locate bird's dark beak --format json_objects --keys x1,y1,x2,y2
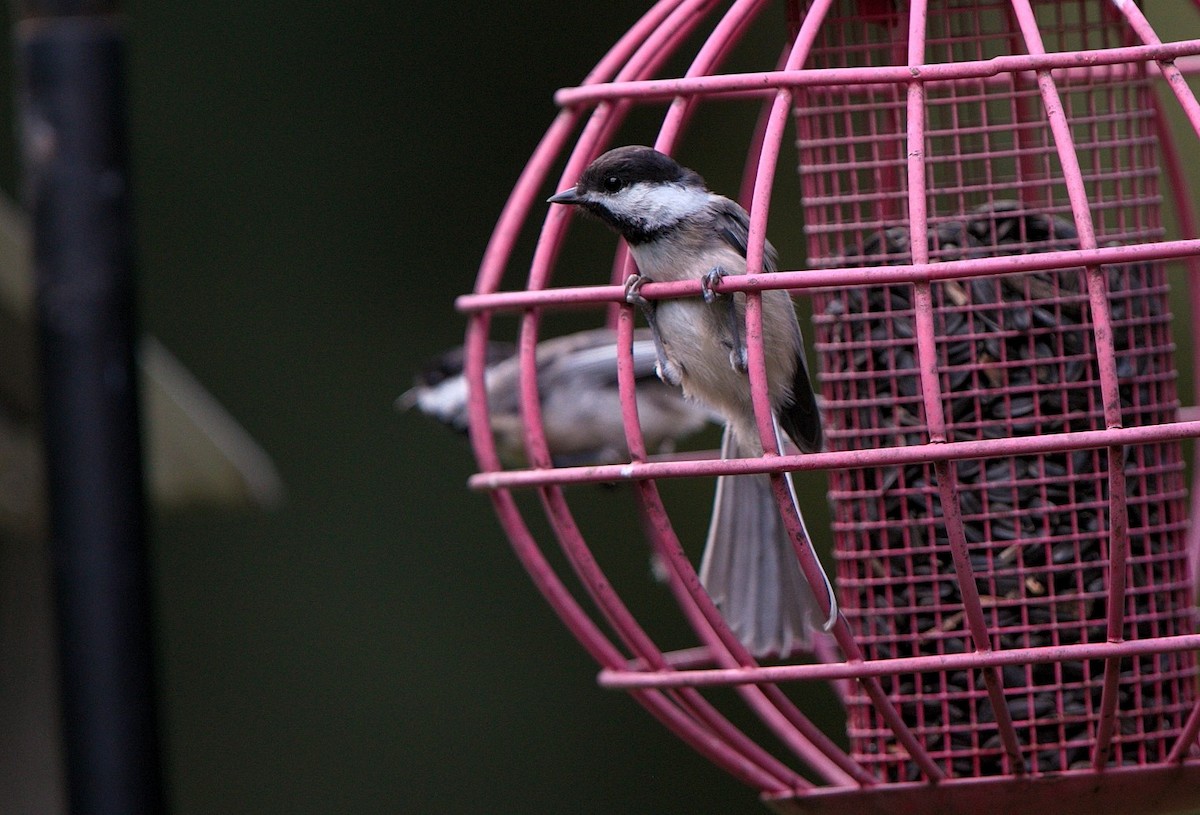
[{"x1": 547, "y1": 187, "x2": 583, "y2": 205}]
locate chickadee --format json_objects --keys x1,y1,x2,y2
[
  {"x1": 398, "y1": 328, "x2": 715, "y2": 468},
  {"x1": 548, "y1": 145, "x2": 836, "y2": 657}
]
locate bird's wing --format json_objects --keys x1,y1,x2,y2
[
  {"x1": 713, "y1": 199, "x2": 821, "y2": 451},
  {"x1": 537, "y1": 328, "x2": 663, "y2": 384},
  {"x1": 712, "y1": 197, "x2": 779, "y2": 273},
  {"x1": 778, "y1": 340, "x2": 824, "y2": 453}
]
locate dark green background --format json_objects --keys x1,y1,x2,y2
[
  {"x1": 5, "y1": 1, "x2": 1200, "y2": 813},
  {"x1": 129, "y1": 2, "x2": 791, "y2": 813}
]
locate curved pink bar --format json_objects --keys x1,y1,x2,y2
[
  {"x1": 468, "y1": 420, "x2": 1200, "y2": 491},
  {"x1": 456, "y1": 237, "x2": 1200, "y2": 313},
  {"x1": 554, "y1": 40, "x2": 1200, "y2": 105}
]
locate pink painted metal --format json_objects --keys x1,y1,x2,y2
[{"x1": 460, "y1": 0, "x2": 1200, "y2": 810}]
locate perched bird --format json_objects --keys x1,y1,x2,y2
[
  {"x1": 548, "y1": 145, "x2": 836, "y2": 656},
  {"x1": 398, "y1": 327, "x2": 715, "y2": 468}
]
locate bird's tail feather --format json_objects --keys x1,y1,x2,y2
[{"x1": 697, "y1": 423, "x2": 837, "y2": 659}]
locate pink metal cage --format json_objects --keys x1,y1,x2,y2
[{"x1": 456, "y1": 0, "x2": 1200, "y2": 812}]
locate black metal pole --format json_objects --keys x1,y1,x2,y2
[{"x1": 15, "y1": 3, "x2": 164, "y2": 813}]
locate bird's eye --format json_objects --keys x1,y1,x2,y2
[{"x1": 602, "y1": 175, "x2": 624, "y2": 193}]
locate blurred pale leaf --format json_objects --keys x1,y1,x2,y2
[{"x1": 0, "y1": 192, "x2": 283, "y2": 538}]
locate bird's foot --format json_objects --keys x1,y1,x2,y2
[
  {"x1": 701, "y1": 267, "x2": 726, "y2": 304},
  {"x1": 706, "y1": 267, "x2": 747, "y2": 373},
  {"x1": 729, "y1": 345, "x2": 749, "y2": 373},
  {"x1": 623, "y1": 273, "x2": 649, "y2": 308},
  {"x1": 625, "y1": 273, "x2": 682, "y2": 386},
  {"x1": 656, "y1": 358, "x2": 683, "y2": 386}
]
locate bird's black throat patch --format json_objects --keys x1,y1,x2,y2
[{"x1": 581, "y1": 201, "x2": 682, "y2": 246}]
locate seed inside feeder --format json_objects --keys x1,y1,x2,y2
[{"x1": 814, "y1": 203, "x2": 1196, "y2": 779}]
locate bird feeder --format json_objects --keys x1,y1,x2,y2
[{"x1": 455, "y1": 0, "x2": 1200, "y2": 812}]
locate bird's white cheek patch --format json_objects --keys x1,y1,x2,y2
[
  {"x1": 622, "y1": 182, "x2": 711, "y2": 226},
  {"x1": 417, "y1": 376, "x2": 470, "y2": 422}
]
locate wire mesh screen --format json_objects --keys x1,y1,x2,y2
[{"x1": 795, "y1": 0, "x2": 1196, "y2": 780}]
